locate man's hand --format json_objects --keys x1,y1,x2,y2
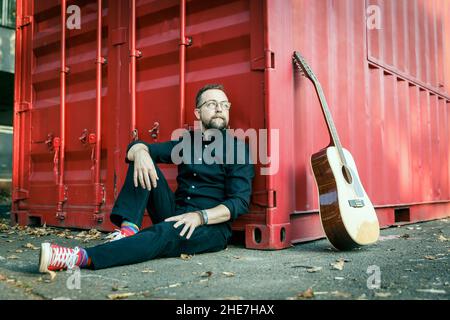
[
  {"x1": 133, "y1": 149, "x2": 159, "y2": 190},
  {"x1": 165, "y1": 212, "x2": 203, "y2": 239}
]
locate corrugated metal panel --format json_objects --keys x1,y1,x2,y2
[
  {"x1": 13, "y1": 0, "x2": 113, "y2": 228},
  {"x1": 12, "y1": 0, "x2": 450, "y2": 248},
  {"x1": 290, "y1": 0, "x2": 450, "y2": 242},
  {"x1": 367, "y1": 0, "x2": 449, "y2": 97}
]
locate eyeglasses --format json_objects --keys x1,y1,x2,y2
[{"x1": 197, "y1": 100, "x2": 231, "y2": 110}]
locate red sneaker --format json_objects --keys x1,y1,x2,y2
[{"x1": 39, "y1": 243, "x2": 80, "y2": 273}]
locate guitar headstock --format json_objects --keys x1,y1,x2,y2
[{"x1": 292, "y1": 51, "x2": 318, "y2": 83}]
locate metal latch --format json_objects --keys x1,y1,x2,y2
[
  {"x1": 252, "y1": 189, "x2": 276, "y2": 208},
  {"x1": 17, "y1": 16, "x2": 32, "y2": 28},
  {"x1": 16, "y1": 101, "x2": 31, "y2": 114},
  {"x1": 251, "y1": 50, "x2": 275, "y2": 71}
]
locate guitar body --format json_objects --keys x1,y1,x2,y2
[{"x1": 311, "y1": 146, "x2": 380, "y2": 250}]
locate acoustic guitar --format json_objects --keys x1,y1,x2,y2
[{"x1": 293, "y1": 51, "x2": 379, "y2": 250}]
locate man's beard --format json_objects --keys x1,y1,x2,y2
[{"x1": 204, "y1": 116, "x2": 228, "y2": 130}]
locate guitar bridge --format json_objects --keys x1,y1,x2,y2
[{"x1": 348, "y1": 199, "x2": 365, "y2": 208}]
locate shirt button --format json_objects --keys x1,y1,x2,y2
[{"x1": 187, "y1": 196, "x2": 191, "y2": 200}]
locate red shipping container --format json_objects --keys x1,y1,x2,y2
[{"x1": 12, "y1": 0, "x2": 450, "y2": 249}]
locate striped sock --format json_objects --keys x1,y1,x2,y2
[
  {"x1": 121, "y1": 220, "x2": 139, "y2": 237},
  {"x1": 76, "y1": 247, "x2": 90, "y2": 268}
]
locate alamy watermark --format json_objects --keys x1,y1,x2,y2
[
  {"x1": 366, "y1": 265, "x2": 381, "y2": 289},
  {"x1": 168, "y1": 121, "x2": 279, "y2": 176},
  {"x1": 66, "y1": 5, "x2": 81, "y2": 30},
  {"x1": 66, "y1": 266, "x2": 81, "y2": 290},
  {"x1": 366, "y1": 5, "x2": 382, "y2": 30}
]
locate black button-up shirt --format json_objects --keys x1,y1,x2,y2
[{"x1": 125, "y1": 129, "x2": 255, "y2": 223}]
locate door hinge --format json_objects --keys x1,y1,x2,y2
[
  {"x1": 251, "y1": 50, "x2": 275, "y2": 71},
  {"x1": 16, "y1": 101, "x2": 31, "y2": 114},
  {"x1": 12, "y1": 188, "x2": 29, "y2": 202},
  {"x1": 252, "y1": 189, "x2": 276, "y2": 208},
  {"x1": 17, "y1": 16, "x2": 32, "y2": 28}
]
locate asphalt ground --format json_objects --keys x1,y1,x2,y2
[{"x1": 0, "y1": 215, "x2": 448, "y2": 301}]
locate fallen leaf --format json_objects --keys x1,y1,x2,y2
[
  {"x1": 223, "y1": 296, "x2": 244, "y2": 300},
  {"x1": 23, "y1": 243, "x2": 39, "y2": 250},
  {"x1": 0, "y1": 274, "x2": 7, "y2": 281},
  {"x1": 180, "y1": 254, "x2": 192, "y2": 260},
  {"x1": 46, "y1": 271, "x2": 57, "y2": 282},
  {"x1": 15, "y1": 249, "x2": 23, "y2": 253},
  {"x1": 107, "y1": 292, "x2": 136, "y2": 300},
  {"x1": 357, "y1": 294, "x2": 368, "y2": 300},
  {"x1": 141, "y1": 268, "x2": 155, "y2": 273},
  {"x1": 222, "y1": 272, "x2": 235, "y2": 277},
  {"x1": 111, "y1": 284, "x2": 128, "y2": 291},
  {"x1": 400, "y1": 233, "x2": 410, "y2": 239},
  {"x1": 375, "y1": 292, "x2": 391, "y2": 298},
  {"x1": 201, "y1": 271, "x2": 213, "y2": 278},
  {"x1": 169, "y1": 283, "x2": 182, "y2": 288},
  {"x1": 331, "y1": 259, "x2": 346, "y2": 271},
  {"x1": 306, "y1": 266, "x2": 322, "y2": 273},
  {"x1": 424, "y1": 255, "x2": 436, "y2": 260},
  {"x1": 297, "y1": 288, "x2": 314, "y2": 299},
  {"x1": 42, "y1": 271, "x2": 57, "y2": 283},
  {"x1": 334, "y1": 277, "x2": 345, "y2": 280},
  {"x1": 416, "y1": 289, "x2": 446, "y2": 294},
  {"x1": 6, "y1": 255, "x2": 19, "y2": 260},
  {"x1": 331, "y1": 291, "x2": 351, "y2": 298},
  {"x1": 437, "y1": 235, "x2": 448, "y2": 242}
]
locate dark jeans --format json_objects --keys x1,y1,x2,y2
[{"x1": 85, "y1": 162, "x2": 231, "y2": 270}]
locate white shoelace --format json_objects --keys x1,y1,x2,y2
[
  {"x1": 50, "y1": 246, "x2": 79, "y2": 270},
  {"x1": 105, "y1": 229, "x2": 126, "y2": 242}
]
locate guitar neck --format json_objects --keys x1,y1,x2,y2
[{"x1": 313, "y1": 81, "x2": 348, "y2": 166}]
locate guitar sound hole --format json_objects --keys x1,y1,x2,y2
[{"x1": 342, "y1": 165, "x2": 353, "y2": 184}]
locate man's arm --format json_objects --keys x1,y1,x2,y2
[
  {"x1": 127, "y1": 143, "x2": 149, "y2": 162},
  {"x1": 164, "y1": 204, "x2": 231, "y2": 240},
  {"x1": 125, "y1": 140, "x2": 179, "y2": 190},
  {"x1": 199, "y1": 204, "x2": 231, "y2": 224}
]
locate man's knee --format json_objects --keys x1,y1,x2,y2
[{"x1": 155, "y1": 221, "x2": 184, "y2": 239}]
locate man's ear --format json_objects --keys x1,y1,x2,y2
[{"x1": 194, "y1": 108, "x2": 200, "y2": 120}]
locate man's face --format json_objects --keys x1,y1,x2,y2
[{"x1": 194, "y1": 89, "x2": 230, "y2": 130}]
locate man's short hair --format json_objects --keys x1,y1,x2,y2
[{"x1": 195, "y1": 84, "x2": 225, "y2": 108}]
